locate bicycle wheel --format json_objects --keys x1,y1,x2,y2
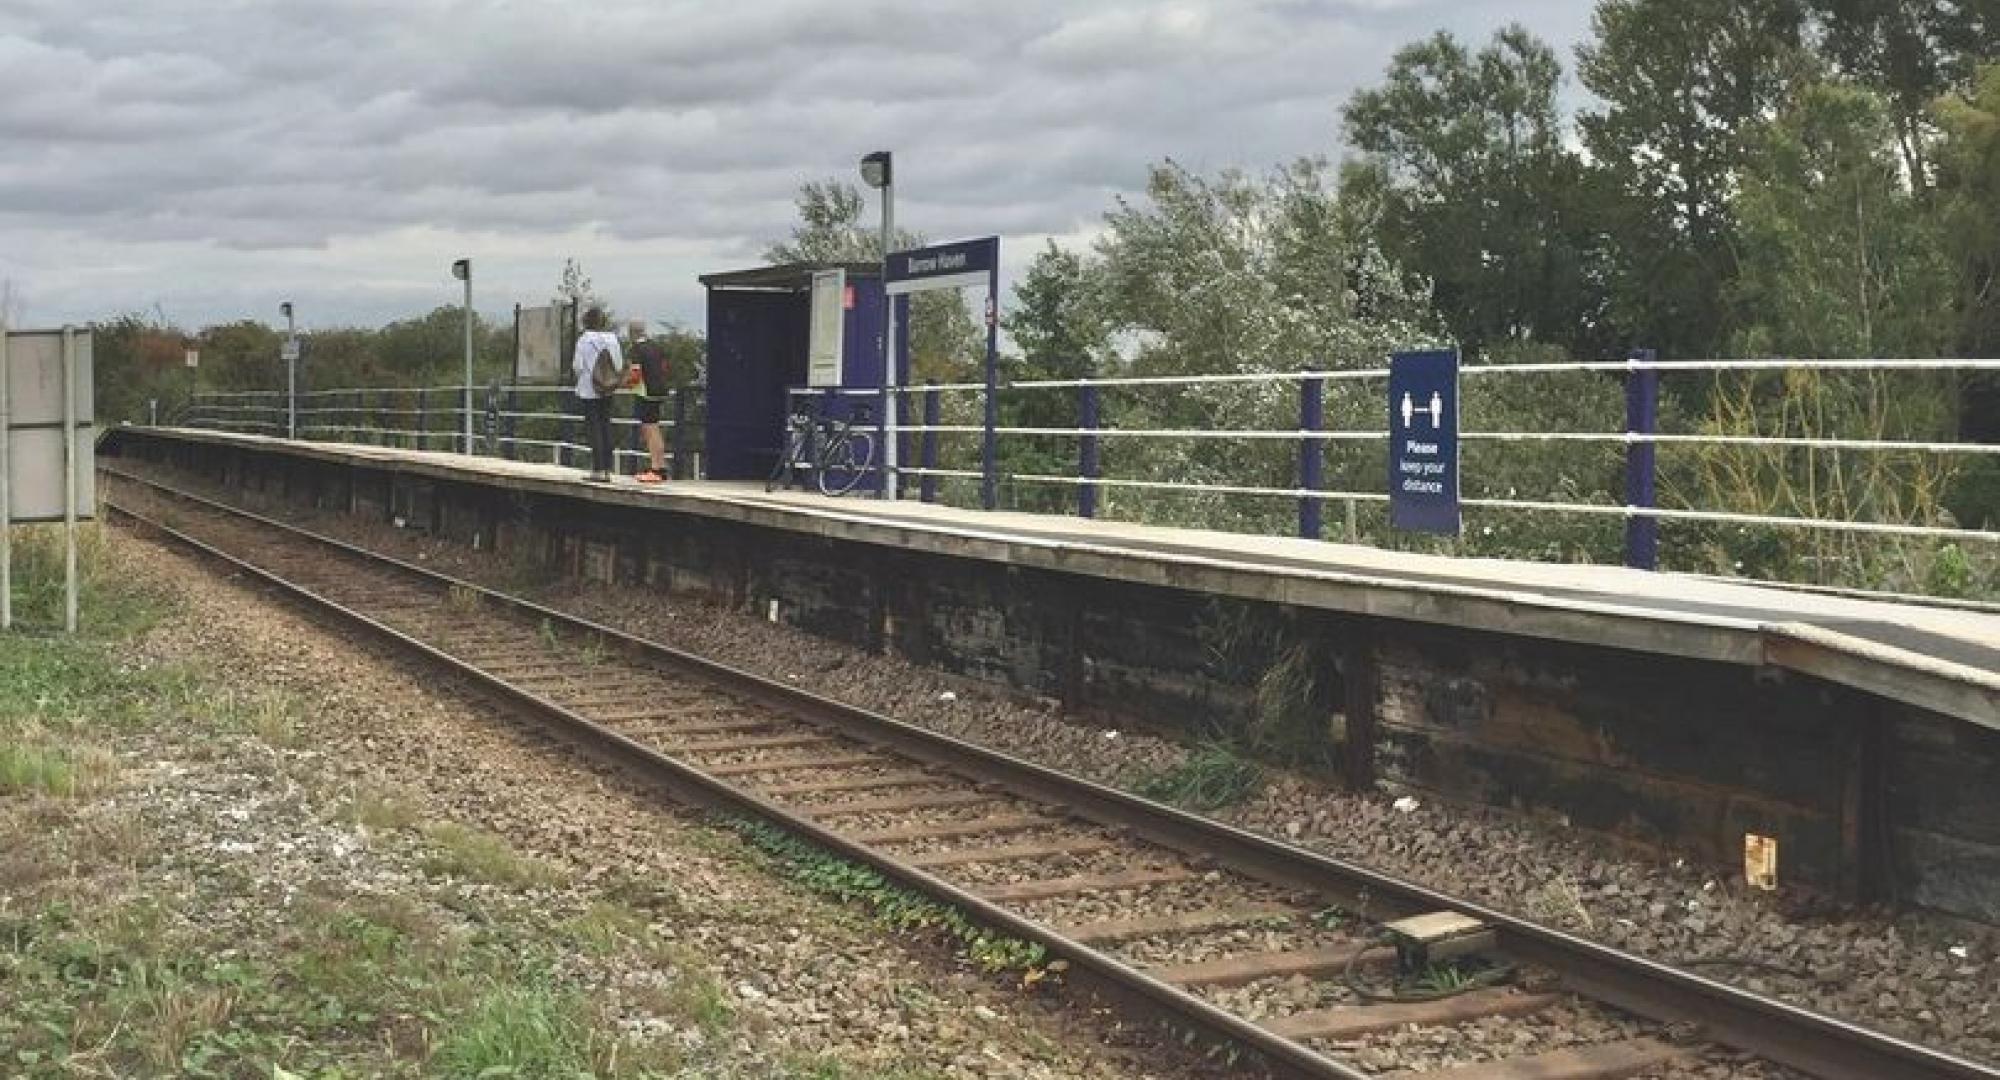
[{"x1": 817, "y1": 429, "x2": 875, "y2": 496}]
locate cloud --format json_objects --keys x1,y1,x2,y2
[{"x1": 0, "y1": 0, "x2": 1596, "y2": 331}]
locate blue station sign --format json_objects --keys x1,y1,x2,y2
[
  {"x1": 885, "y1": 236, "x2": 999, "y2": 295},
  {"x1": 1388, "y1": 348, "x2": 1461, "y2": 534}
]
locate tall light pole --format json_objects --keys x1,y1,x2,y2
[
  {"x1": 280, "y1": 301, "x2": 297, "y2": 439},
  {"x1": 451, "y1": 258, "x2": 472, "y2": 454},
  {"x1": 859, "y1": 150, "x2": 895, "y2": 499}
]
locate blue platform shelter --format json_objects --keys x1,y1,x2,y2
[{"x1": 699, "y1": 262, "x2": 894, "y2": 483}]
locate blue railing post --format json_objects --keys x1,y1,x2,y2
[
  {"x1": 1079, "y1": 382, "x2": 1101, "y2": 519},
  {"x1": 1299, "y1": 374, "x2": 1325, "y2": 539},
  {"x1": 503, "y1": 387, "x2": 518, "y2": 460},
  {"x1": 671, "y1": 389, "x2": 689, "y2": 480},
  {"x1": 982, "y1": 376, "x2": 999, "y2": 512},
  {"x1": 1624, "y1": 348, "x2": 1660, "y2": 570},
  {"x1": 920, "y1": 384, "x2": 940, "y2": 504}
]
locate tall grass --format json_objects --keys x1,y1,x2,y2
[{"x1": 5, "y1": 522, "x2": 171, "y2": 636}]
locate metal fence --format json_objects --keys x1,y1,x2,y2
[
  {"x1": 179, "y1": 356, "x2": 2000, "y2": 602},
  {"x1": 177, "y1": 384, "x2": 706, "y2": 479}
]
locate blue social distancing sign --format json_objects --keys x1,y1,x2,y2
[{"x1": 1388, "y1": 349, "x2": 1460, "y2": 534}]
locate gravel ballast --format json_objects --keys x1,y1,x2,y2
[
  {"x1": 68, "y1": 529, "x2": 1209, "y2": 1079},
  {"x1": 107, "y1": 469, "x2": 2000, "y2": 1066}
]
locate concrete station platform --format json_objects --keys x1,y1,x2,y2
[
  {"x1": 119, "y1": 426, "x2": 2000, "y2": 730},
  {"x1": 102, "y1": 427, "x2": 2000, "y2": 919}
]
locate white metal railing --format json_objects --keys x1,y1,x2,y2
[
  {"x1": 775, "y1": 357, "x2": 2000, "y2": 602},
  {"x1": 179, "y1": 358, "x2": 2000, "y2": 599},
  {"x1": 177, "y1": 383, "x2": 705, "y2": 476}
]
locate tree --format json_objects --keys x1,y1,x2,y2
[
  {"x1": 1729, "y1": 82, "x2": 1955, "y2": 358},
  {"x1": 1577, "y1": 0, "x2": 1810, "y2": 358},
  {"x1": 764, "y1": 179, "x2": 981, "y2": 383},
  {"x1": 1085, "y1": 158, "x2": 1441, "y2": 532},
  {"x1": 1808, "y1": 0, "x2": 1996, "y2": 189},
  {"x1": 1005, "y1": 241, "x2": 1109, "y2": 382},
  {"x1": 1343, "y1": 26, "x2": 1608, "y2": 352},
  {"x1": 554, "y1": 258, "x2": 606, "y2": 315}
]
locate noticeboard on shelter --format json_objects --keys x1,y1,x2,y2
[
  {"x1": 1387, "y1": 348, "x2": 1459, "y2": 535},
  {"x1": 515, "y1": 305, "x2": 564, "y2": 382},
  {"x1": 807, "y1": 269, "x2": 846, "y2": 387},
  {"x1": 2, "y1": 329, "x2": 95, "y2": 524}
]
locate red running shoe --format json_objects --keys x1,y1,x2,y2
[{"x1": 635, "y1": 470, "x2": 665, "y2": 484}]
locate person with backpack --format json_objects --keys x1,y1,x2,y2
[
  {"x1": 627, "y1": 319, "x2": 671, "y2": 484},
  {"x1": 572, "y1": 306, "x2": 624, "y2": 483}
]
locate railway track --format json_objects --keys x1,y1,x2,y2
[{"x1": 101, "y1": 465, "x2": 1999, "y2": 1080}]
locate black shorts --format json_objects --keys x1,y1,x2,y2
[{"x1": 633, "y1": 397, "x2": 662, "y2": 424}]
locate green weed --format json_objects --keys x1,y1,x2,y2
[
  {"x1": 1131, "y1": 743, "x2": 1265, "y2": 811},
  {"x1": 338, "y1": 784, "x2": 421, "y2": 832},
  {"x1": 0, "y1": 741, "x2": 117, "y2": 796},
  {"x1": 727, "y1": 818, "x2": 1052, "y2": 977},
  {"x1": 431, "y1": 983, "x2": 597, "y2": 1077},
  {"x1": 420, "y1": 822, "x2": 560, "y2": 890}
]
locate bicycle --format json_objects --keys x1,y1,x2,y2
[{"x1": 765, "y1": 402, "x2": 876, "y2": 496}]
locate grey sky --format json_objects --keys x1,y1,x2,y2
[{"x1": 0, "y1": 1, "x2": 1596, "y2": 335}]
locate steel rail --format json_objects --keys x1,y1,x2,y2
[
  {"x1": 100, "y1": 483, "x2": 1355, "y2": 1080},
  {"x1": 101, "y1": 465, "x2": 2000, "y2": 1080}
]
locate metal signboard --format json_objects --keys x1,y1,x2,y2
[
  {"x1": 280, "y1": 337, "x2": 301, "y2": 363},
  {"x1": 884, "y1": 236, "x2": 999, "y2": 296},
  {"x1": 2, "y1": 329, "x2": 95, "y2": 523},
  {"x1": 515, "y1": 304, "x2": 563, "y2": 382},
  {"x1": 1, "y1": 326, "x2": 94, "y2": 632},
  {"x1": 807, "y1": 268, "x2": 846, "y2": 388},
  {"x1": 1387, "y1": 348, "x2": 1459, "y2": 535}
]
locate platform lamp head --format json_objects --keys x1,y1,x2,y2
[
  {"x1": 279, "y1": 301, "x2": 292, "y2": 321},
  {"x1": 450, "y1": 258, "x2": 470, "y2": 282},
  {"x1": 859, "y1": 150, "x2": 892, "y2": 190}
]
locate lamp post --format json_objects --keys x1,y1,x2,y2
[
  {"x1": 859, "y1": 150, "x2": 895, "y2": 499},
  {"x1": 280, "y1": 301, "x2": 297, "y2": 439},
  {"x1": 451, "y1": 258, "x2": 472, "y2": 454}
]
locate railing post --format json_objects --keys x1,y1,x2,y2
[
  {"x1": 1624, "y1": 348, "x2": 1660, "y2": 570},
  {"x1": 876, "y1": 384, "x2": 891, "y2": 497},
  {"x1": 919, "y1": 384, "x2": 939, "y2": 503},
  {"x1": 417, "y1": 387, "x2": 428, "y2": 450},
  {"x1": 982, "y1": 376, "x2": 999, "y2": 511},
  {"x1": 1299, "y1": 374, "x2": 1325, "y2": 540},
  {"x1": 1079, "y1": 382, "x2": 1101, "y2": 519},
  {"x1": 671, "y1": 389, "x2": 689, "y2": 480},
  {"x1": 561, "y1": 393, "x2": 580, "y2": 468},
  {"x1": 503, "y1": 387, "x2": 519, "y2": 461}
]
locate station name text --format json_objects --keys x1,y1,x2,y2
[{"x1": 904, "y1": 250, "x2": 971, "y2": 276}]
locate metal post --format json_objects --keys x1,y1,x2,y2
[
  {"x1": 461, "y1": 267, "x2": 474, "y2": 454},
  {"x1": 61, "y1": 327, "x2": 76, "y2": 634},
  {"x1": 504, "y1": 387, "x2": 519, "y2": 462},
  {"x1": 981, "y1": 270, "x2": 1000, "y2": 512},
  {"x1": 671, "y1": 389, "x2": 688, "y2": 480},
  {"x1": 1079, "y1": 382, "x2": 1101, "y2": 518},
  {"x1": 920, "y1": 383, "x2": 939, "y2": 503},
  {"x1": 0, "y1": 324, "x2": 10, "y2": 631},
  {"x1": 149, "y1": 398, "x2": 158, "y2": 426},
  {"x1": 417, "y1": 387, "x2": 427, "y2": 450},
  {"x1": 284, "y1": 305, "x2": 297, "y2": 439},
  {"x1": 1624, "y1": 348, "x2": 1660, "y2": 570},
  {"x1": 563, "y1": 392, "x2": 581, "y2": 468},
  {"x1": 1299, "y1": 374, "x2": 1325, "y2": 540},
  {"x1": 879, "y1": 186, "x2": 899, "y2": 501}
]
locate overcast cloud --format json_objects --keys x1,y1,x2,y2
[{"x1": 0, "y1": 0, "x2": 1594, "y2": 333}]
